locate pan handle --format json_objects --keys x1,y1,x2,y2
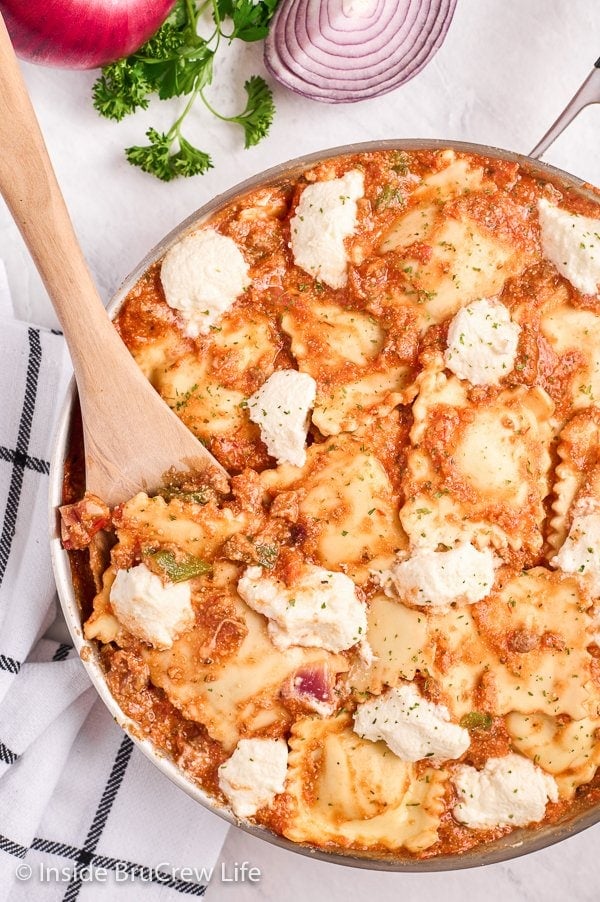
[{"x1": 529, "y1": 56, "x2": 600, "y2": 159}]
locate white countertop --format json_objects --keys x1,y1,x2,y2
[{"x1": 2, "y1": 0, "x2": 599, "y2": 898}]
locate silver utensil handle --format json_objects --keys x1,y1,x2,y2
[{"x1": 529, "y1": 57, "x2": 600, "y2": 159}]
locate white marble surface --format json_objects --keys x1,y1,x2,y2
[
  {"x1": 2, "y1": 0, "x2": 600, "y2": 898},
  {"x1": 211, "y1": 823, "x2": 600, "y2": 902}
]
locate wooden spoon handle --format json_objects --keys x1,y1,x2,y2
[{"x1": 0, "y1": 14, "x2": 117, "y2": 372}]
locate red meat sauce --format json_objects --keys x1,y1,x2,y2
[{"x1": 62, "y1": 147, "x2": 600, "y2": 860}]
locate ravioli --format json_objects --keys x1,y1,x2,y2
[
  {"x1": 144, "y1": 570, "x2": 348, "y2": 750},
  {"x1": 260, "y1": 435, "x2": 407, "y2": 581},
  {"x1": 281, "y1": 300, "x2": 415, "y2": 435},
  {"x1": 506, "y1": 711, "x2": 600, "y2": 798},
  {"x1": 380, "y1": 158, "x2": 534, "y2": 324},
  {"x1": 348, "y1": 594, "x2": 432, "y2": 695},
  {"x1": 154, "y1": 308, "x2": 283, "y2": 468},
  {"x1": 550, "y1": 407, "x2": 600, "y2": 550},
  {"x1": 75, "y1": 147, "x2": 600, "y2": 861},
  {"x1": 541, "y1": 301, "x2": 600, "y2": 411},
  {"x1": 428, "y1": 568, "x2": 599, "y2": 720},
  {"x1": 401, "y1": 365, "x2": 555, "y2": 560},
  {"x1": 283, "y1": 714, "x2": 446, "y2": 852}
]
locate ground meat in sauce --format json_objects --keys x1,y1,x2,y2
[{"x1": 66, "y1": 148, "x2": 600, "y2": 861}]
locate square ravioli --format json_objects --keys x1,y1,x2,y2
[
  {"x1": 62, "y1": 147, "x2": 600, "y2": 862},
  {"x1": 400, "y1": 365, "x2": 555, "y2": 562}
]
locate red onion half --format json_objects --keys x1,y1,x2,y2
[
  {"x1": 264, "y1": 0, "x2": 457, "y2": 103},
  {"x1": 0, "y1": 0, "x2": 176, "y2": 69}
]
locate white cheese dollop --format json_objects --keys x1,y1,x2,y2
[
  {"x1": 160, "y1": 228, "x2": 250, "y2": 337},
  {"x1": 247, "y1": 370, "x2": 317, "y2": 467},
  {"x1": 218, "y1": 738, "x2": 288, "y2": 819},
  {"x1": 444, "y1": 298, "x2": 521, "y2": 385},
  {"x1": 353, "y1": 684, "x2": 470, "y2": 762},
  {"x1": 538, "y1": 198, "x2": 600, "y2": 296},
  {"x1": 551, "y1": 498, "x2": 600, "y2": 596},
  {"x1": 290, "y1": 169, "x2": 364, "y2": 289},
  {"x1": 109, "y1": 563, "x2": 193, "y2": 650},
  {"x1": 453, "y1": 753, "x2": 559, "y2": 829},
  {"x1": 237, "y1": 564, "x2": 367, "y2": 652},
  {"x1": 381, "y1": 543, "x2": 497, "y2": 607}
]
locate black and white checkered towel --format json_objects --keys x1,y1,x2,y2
[{"x1": 0, "y1": 267, "x2": 229, "y2": 900}]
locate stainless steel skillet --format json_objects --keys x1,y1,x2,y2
[{"x1": 50, "y1": 57, "x2": 600, "y2": 872}]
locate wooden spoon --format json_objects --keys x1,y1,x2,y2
[{"x1": 0, "y1": 16, "x2": 228, "y2": 506}]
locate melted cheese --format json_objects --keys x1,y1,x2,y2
[
  {"x1": 247, "y1": 370, "x2": 316, "y2": 466},
  {"x1": 445, "y1": 298, "x2": 521, "y2": 385},
  {"x1": 353, "y1": 684, "x2": 470, "y2": 762},
  {"x1": 453, "y1": 753, "x2": 558, "y2": 828},
  {"x1": 380, "y1": 543, "x2": 497, "y2": 607},
  {"x1": 218, "y1": 738, "x2": 288, "y2": 818},
  {"x1": 237, "y1": 564, "x2": 366, "y2": 652}
]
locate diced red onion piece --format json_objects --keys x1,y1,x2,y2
[
  {"x1": 281, "y1": 662, "x2": 337, "y2": 715},
  {"x1": 60, "y1": 493, "x2": 111, "y2": 550},
  {"x1": 264, "y1": 0, "x2": 457, "y2": 103},
  {"x1": 294, "y1": 663, "x2": 334, "y2": 702}
]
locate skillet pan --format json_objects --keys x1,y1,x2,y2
[{"x1": 50, "y1": 56, "x2": 600, "y2": 871}]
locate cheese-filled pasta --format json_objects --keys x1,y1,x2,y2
[{"x1": 59, "y1": 147, "x2": 600, "y2": 862}]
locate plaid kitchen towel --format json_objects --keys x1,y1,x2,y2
[{"x1": 0, "y1": 264, "x2": 229, "y2": 900}]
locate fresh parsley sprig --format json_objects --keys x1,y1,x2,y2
[
  {"x1": 201, "y1": 75, "x2": 276, "y2": 149},
  {"x1": 92, "y1": 0, "x2": 280, "y2": 181}
]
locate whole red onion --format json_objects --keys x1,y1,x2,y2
[{"x1": 0, "y1": 0, "x2": 176, "y2": 69}]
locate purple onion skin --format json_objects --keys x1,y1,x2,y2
[
  {"x1": 0, "y1": 0, "x2": 176, "y2": 69},
  {"x1": 264, "y1": 0, "x2": 457, "y2": 104}
]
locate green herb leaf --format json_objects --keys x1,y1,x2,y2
[
  {"x1": 172, "y1": 135, "x2": 213, "y2": 178},
  {"x1": 92, "y1": 59, "x2": 152, "y2": 121},
  {"x1": 92, "y1": 0, "x2": 279, "y2": 181},
  {"x1": 150, "y1": 549, "x2": 212, "y2": 582},
  {"x1": 126, "y1": 128, "x2": 178, "y2": 182},
  {"x1": 459, "y1": 712, "x2": 493, "y2": 731},
  {"x1": 375, "y1": 184, "x2": 405, "y2": 211},
  {"x1": 255, "y1": 543, "x2": 278, "y2": 569},
  {"x1": 229, "y1": 76, "x2": 275, "y2": 148},
  {"x1": 146, "y1": 46, "x2": 214, "y2": 101},
  {"x1": 227, "y1": 0, "x2": 280, "y2": 42},
  {"x1": 126, "y1": 129, "x2": 213, "y2": 181}
]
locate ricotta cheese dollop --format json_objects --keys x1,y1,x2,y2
[
  {"x1": 247, "y1": 369, "x2": 317, "y2": 467},
  {"x1": 444, "y1": 298, "x2": 521, "y2": 385},
  {"x1": 551, "y1": 498, "x2": 600, "y2": 596},
  {"x1": 290, "y1": 169, "x2": 364, "y2": 289},
  {"x1": 538, "y1": 197, "x2": 600, "y2": 296},
  {"x1": 453, "y1": 753, "x2": 559, "y2": 829},
  {"x1": 160, "y1": 228, "x2": 250, "y2": 337},
  {"x1": 218, "y1": 738, "x2": 288, "y2": 819},
  {"x1": 237, "y1": 564, "x2": 367, "y2": 652},
  {"x1": 353, "y1": 683, "x2": 470, "y2": 762},
  {"x1": 109, "y1": 563, "x2": 194, "y2": 650},
  {"x1": 382, "y1": 543, "x2": 497, "y2": 607}
]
